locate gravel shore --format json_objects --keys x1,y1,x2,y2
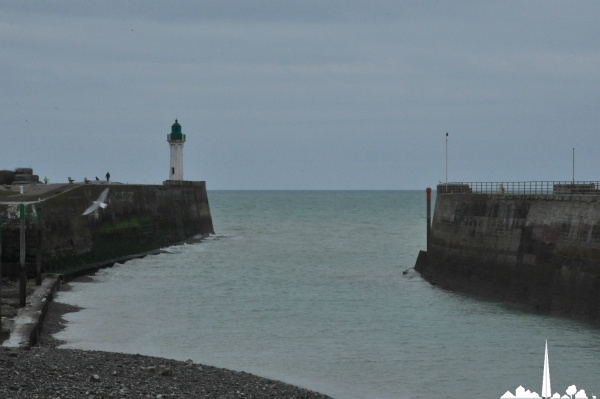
[{"x1": 1, "y1": 289, "x2": 334, "y2": 399}]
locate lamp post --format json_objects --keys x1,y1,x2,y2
[
  {"x1": 572, "y1": 147, "x2": 575, "y2": 184},
  {"x1": 445, "y1": 132, "x2": 448, "y2": 185}
]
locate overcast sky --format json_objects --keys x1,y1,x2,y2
[{"x1": 2, "y1": 1, "x2": 600, "y2": 189}]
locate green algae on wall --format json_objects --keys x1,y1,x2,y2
[{"x1": 0, "y1": 182, "x2": 214, "y2": 275}]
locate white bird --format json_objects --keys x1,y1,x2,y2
[{"x1": 82, "y1": 188, "x2": 109, "y2": 215}]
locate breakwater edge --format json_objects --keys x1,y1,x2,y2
[
  {"x1": 416, "y1": 181, "x2": 600, "y2": 322},
  {"x1": 1, "y1": 180, "x2": 214, "y2": 276}
]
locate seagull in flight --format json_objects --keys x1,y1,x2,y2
[{"x1": 82, "y1": 188, "x2": 109, "y2": 215}]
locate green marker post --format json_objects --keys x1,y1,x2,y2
[
  {"x1": 36, "y1": 204, "x2": 43, "y2": 286},
  {"x1": 19, "y1": 203, "x2": 26, "y2": 307}
]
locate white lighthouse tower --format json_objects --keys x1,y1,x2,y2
[{"x1": 167, "y1": 119, "x2": 186, "y2": 181}]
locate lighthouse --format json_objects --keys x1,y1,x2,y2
[{"x1": 167, "y1": 119, "x2": 186, "y2": 181}]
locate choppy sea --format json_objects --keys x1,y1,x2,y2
[{"x1": 55, "y1": 191, "x2": 600, "y2": 399}]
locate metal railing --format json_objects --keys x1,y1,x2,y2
[{"x1": 437, "y1": 181, "x2": 600, "y2": 195}]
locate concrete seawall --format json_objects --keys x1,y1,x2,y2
[
  {"x1": 1, "y1": 277, "x2": 60, "y2": 348},
  {"x1": 0, "y1": 182, "x2": 214, "y2": 275},
  {"x1": 415, "y1": 191, "x2": 600, "y2": 321}
]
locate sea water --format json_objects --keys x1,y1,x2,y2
[{"x1": 54, "y1": 191, "x2": 600, "y2": 399}]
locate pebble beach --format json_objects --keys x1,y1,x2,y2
[{"x1": 0, "y1": 288, "x2": 333, "y2": 399}]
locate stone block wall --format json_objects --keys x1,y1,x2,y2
[
  {"x1": 0, "y1": 183, "x2": 214, "y2": 275},
  {"x1": 416, "y1": 192, "x2": 600, "y2": 321}
]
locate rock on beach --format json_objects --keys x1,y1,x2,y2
[{"x1": 0, "y1": 295, "x2": 334, "y2": 399}]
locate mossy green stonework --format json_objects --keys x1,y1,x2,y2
[{"x1": 0, "y1": 182, "x2": 213, "y2": 275}]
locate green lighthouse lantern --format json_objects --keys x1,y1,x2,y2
[
  {"x1": 167, "y1": 119, "x2": 186, "y2": 181},
  {"x1": 170, "y1": 119, "x2": 183, "y2": 141}
]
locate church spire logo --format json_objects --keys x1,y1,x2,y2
[{"x1": 500, "y1": 341, "x2": 596, "y2": 399}]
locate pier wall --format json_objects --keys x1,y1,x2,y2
[
  {"x1": 0, "y1": 182, "x2": 214, "y2": 275},
  {"x1": 415, "y1": 192, "x2": 600, "y2": 321}
]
